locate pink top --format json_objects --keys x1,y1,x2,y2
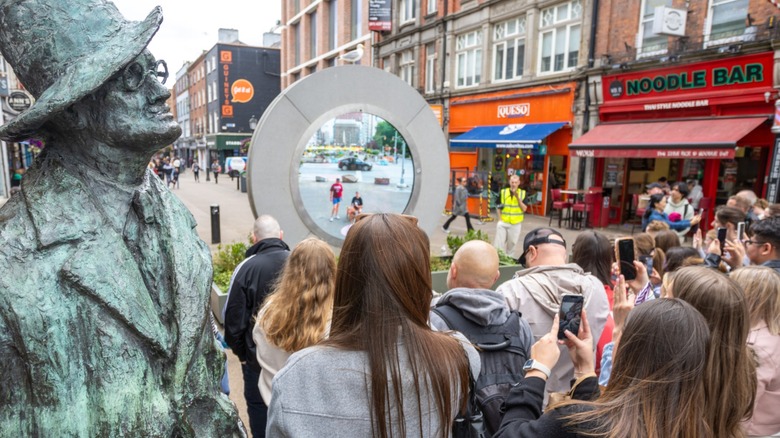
[{"x1": 743, "y1": 323, "x2": 780, "y2": 436}]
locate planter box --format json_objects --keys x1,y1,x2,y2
[
  {"x1": 211, "y1": 283, "x2": 228, "y2": 325},
  {"x1": 374, "y1": 177, "x2": 390, "y2": 185},
  {"x1": 431, "y1": 264, "x2": 520, "y2": 294}
]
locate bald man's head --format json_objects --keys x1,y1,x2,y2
[{"x1": 447, "y1": 240, "x2": 500, "y2": 290}]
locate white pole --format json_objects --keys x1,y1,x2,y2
[
  {"x1": 397, "y1": 140, "x2": 408, "y2": 189},
  {"x1": 0, "y1": 103, "x2": 8, "y2": 200}
]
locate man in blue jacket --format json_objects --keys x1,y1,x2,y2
[{"x1": 224, "y1": 215, "x2": 290, "y2": 437}]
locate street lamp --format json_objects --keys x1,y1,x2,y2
[
  {"x1": 249, "y1": 115, "x2": 258, "y2": 131},
  {"x1": 397, "y1": 139, "x2": 409, "y2": 189}
]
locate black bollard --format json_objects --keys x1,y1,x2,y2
[{"x1": 210, "y1": 204, "x2": 221, "y2": 244}]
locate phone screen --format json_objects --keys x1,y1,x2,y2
[
  {"x1": 717, "y1": 227, "x2": 727, "y2": 252},
  {"x1": 617, "y1": 239, "x2": 637, "y2": 281},
  {"x1": 558, "y1": 295, "x2": 584, "y2": 340},
  {"x1": 638, "y1": 254, "x2": 653, "y2": 274}
]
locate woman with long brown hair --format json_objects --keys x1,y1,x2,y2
[
  {"x1": 266, "y1": 214, "x2": 479, "y2": 437},
  {"x1": 495, "y1": 298, "x2": 712, "y2": 437},
  {"x1": 252, "y1": 237, "x2": 336, "y2": 405},
  {"x1": 667, "y1": 266, "x2": 756, "y2": 438},
  {"x1": 570, "y1": 231, "x2": 613, "y2": 377},
  {"x1": 731, "y1": 266, "x2": 780, "y2": 436}
]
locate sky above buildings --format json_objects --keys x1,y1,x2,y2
[{"x1": 111, "y1": 0, "x2": 282, "y2": 76}]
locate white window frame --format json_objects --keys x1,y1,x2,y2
[
  {"x1": 425, "y1": 44, "x2": 436, "y2": 93},
  {"x1": 427, "y1": 0, "x2": 437, "y2": 15},
  {"x1": 455, "y1": 30, "x2": 482, "y2": 88},
  {"x1": 492, "y1": 16, "x2": 526, "y2": 82},
  {"x1": 537, "y1": 0, "x2": 582, "y2": 75},
  {"x1": 400, "y1": 50, "x2": 415, "y2": 86},
  {"x1": 400, "y1": 0, "x2": 416, "y2": 24},
  {"x1": 636, "y1": 0, "x2": 671, "y2": 58},
  {"x1": 703, "y1": 0, "x2": 749, "y2": 47}
]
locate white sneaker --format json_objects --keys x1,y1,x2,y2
[
  {"x1": 441, "y1": 226, "x2": 450, "y2": 234},
  {"x1": 329, "y1": 217, "x2": 334, "y2": 222},
  {"x1": 335, "y1": 216, "x2": 340, "y2": 220}
]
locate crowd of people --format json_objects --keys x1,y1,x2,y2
[{"x1": 219, "y1": 201, "x2": 780, "y2": 437}]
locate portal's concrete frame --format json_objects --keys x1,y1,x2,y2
[{"x1": 247, "y1": 65, "x2": 449, "y2": 247}]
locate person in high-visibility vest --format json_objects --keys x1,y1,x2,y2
[{"x1": 494, "y1": 174, "x2": 527, "y2": 259}]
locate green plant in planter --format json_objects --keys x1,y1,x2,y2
[
  {"x1": 429, "y1": 255, "x2": 452, "y2": 272},
  {"x1": 212, "y1": 241, "x2": 248, "y2": 292},
  {"x1": 444, "y1": 229, "x2": 516, "y2": 267}
]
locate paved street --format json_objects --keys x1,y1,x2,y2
[
  {"x1": 165, "y1": 169, "x2": 633, "y2": 436},
  {"x1": 171, "y1": 168, "x2": 632, "y2": 256}
]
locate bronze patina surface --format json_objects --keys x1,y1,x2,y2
[{"x1": 0, "y1": 0, "x2": 244, "y2": 435}]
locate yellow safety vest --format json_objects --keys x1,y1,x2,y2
[{"x1": 500, "y1": 188, "x2": 525, "y2": 224}]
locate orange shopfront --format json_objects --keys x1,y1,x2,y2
[
  {"x1": 571, "y1": 52, "x2": 775, "y2": 226},
  {"x1": 448, "y1": 83, "x2": 576, "y2": 217}
]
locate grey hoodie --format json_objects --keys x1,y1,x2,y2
[{"x1": 431, "y1": 288, "x2": 510, "y2": 327}]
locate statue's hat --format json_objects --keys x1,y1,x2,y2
[{"x1": 0, "y1": 0, "x2": 163, "y2": 141}]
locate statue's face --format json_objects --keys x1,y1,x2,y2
[{"x1": 89, "y1": 50, "x2": 181, "y2": 150}]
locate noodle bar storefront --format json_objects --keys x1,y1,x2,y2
[{"x1": 570, "y1": 52, "x2": 776, "y2": 225}]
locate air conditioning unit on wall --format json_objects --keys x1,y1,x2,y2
[{"x1": 653, "y1": 6, "x2": 687, "y2": 37}]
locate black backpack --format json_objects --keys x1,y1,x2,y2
[{"x1": 432, "y1": 303, "x2": 530, "y2": 436}]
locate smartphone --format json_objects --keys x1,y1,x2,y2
[
  {"x1": 717, "y1": 227, "x2": 727, "y2": 253},
  {"x1": 558, "y1": 294, "x2": 585, "y2": 340},
  {"x1": 616, "y1": 238, "x2": 637, "y2": 281},
  {"x1": 638, "y1": 254, "x2": 653, "y2": 274},
  {"x1": 736, "y1": 222, "x2": 746, "y2": 242},
  {"x1": 698, "y1": 208, "x2": 704, "y2": 216}
]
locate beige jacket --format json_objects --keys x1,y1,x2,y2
[
  {"x1": 744, "y1": 323, "x2": 780, "y2": 437},
  {"x1": 496, "y1": 264, "x2": 609, "y2": 396}
]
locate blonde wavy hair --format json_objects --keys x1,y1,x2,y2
[
  {"x1": 731, "y1": 266, "x2": 780, "y2": 335},
  {"x1": 258, "y1": 237, "x2": 336, "y2": 352}
]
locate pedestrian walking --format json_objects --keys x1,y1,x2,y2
[
  {"x1": 211, "y1": 159, "x2": 221, "y2": 184},
  {"x1": 442, "y1": 177, "x2": 473, "y2": 233}
]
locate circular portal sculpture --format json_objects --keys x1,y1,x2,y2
[{"x1": 247, "y1": 66, "x2": 449, "y2": 247}]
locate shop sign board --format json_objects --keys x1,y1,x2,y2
[
  {"x1": 571, "y1": 148, "x2": 735, "y2": 159},
  {"x1": 368, "y1": 0, "x2": 392, "y2": 32},
  {"x1": 497, "y1": 103, "x2": 530, "y2": 118},
  {"x1": 603, "y1": 52, "x2": 773, "y2": 103}
]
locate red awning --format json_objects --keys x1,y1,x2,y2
[{"x1": 569, "y1": 116, "x2": 769, "y2": 158}]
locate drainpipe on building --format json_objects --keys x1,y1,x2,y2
[
  {"x1": 768, "y1": 98, "x2": 780, "y2": 203},
  {"x1": 0, "y1": 104, "x2": 8, "y2": 200},
  {"x1": 578, "y1": 0, "x2": 600, "y2": 189}
]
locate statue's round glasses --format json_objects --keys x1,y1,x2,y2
[{"x1": 121, "y1": 59, "x2": 168, "y2": 91}]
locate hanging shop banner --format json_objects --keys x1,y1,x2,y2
[
  {"x1": 767, "y1": 136, "x2": 780, "y2": 203},
  {"x1": 6, "y1": 90, "x2": 32, "y2": 114},
  {"x1": 369, "y1": 0, "x2": 392, "y2": 32},
  {"x1": 603, "y1": 52, "x2": 773, "y2": 103}
]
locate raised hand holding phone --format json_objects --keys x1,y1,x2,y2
[
  {"x1": 612, "y1": 275, "x2": 635, "y2": 351},
  {"x1": 562, "y1": 308, "x2": 595, "y2": 378}
]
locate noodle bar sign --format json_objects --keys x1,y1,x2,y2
[{"x1": 604, "y1": 52, "x2": 773, "y2": 102}]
